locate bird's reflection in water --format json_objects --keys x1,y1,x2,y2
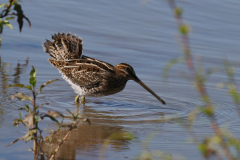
[
  {"x1": 0, "y1": 57, "x2": 29, "y2": 126},
  {"x1": 0, "y1": 56, "x2": 29, "y2": 92},
  {"x1": 12, "y1": 57, "x2": 29, "y2": 84},
  {"x1": 42, "y1": 103, "x2": 131, "y2": 160}
]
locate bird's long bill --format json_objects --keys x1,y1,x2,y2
[{"x1": 136, "y1": 80, "x2": 166, "y2": 105}]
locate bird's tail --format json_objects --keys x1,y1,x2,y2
[{"x1": 43, "y1": 32, "x2": 83, "y2": 60}]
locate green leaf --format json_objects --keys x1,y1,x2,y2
[
  {"x1": 179, "y1": 23, "x2": 190, "y2": 35},
  {"x1": 9, "y1": 83, "x2": 32, "y2": 90},
  {"x1": 25, "y1": 135, "x2": 33, "y2": 142},
  {"x1": 33, "y1": 115, "x2": 40, "y2": 127},
  {"x1": 23, "y1": 129, "x2": 37, "y2": 142},
  {"x1": 12, "y1": 3, "x2": 31, "y2": 31},
  {"x1": 14, "y1": 4, "x2": 23, "y2": 32},
  {"x1": 3, "y1": 20, "x2": 13, "y2": 29},
  {"x1": 10, "y1": 0, "x2": 15, "y2": 5},
  {"x1": 11, "y1": 92, "x2": 32, "y2": 101},
  {"x1": 18, "y1": 105, "x2": 31, "y2": 113},
  {"x1": 0, "y1": 18, "x2": 3, "y2": 34},
  {"x1": 13, "y1": 118, "x2": 24, "y2": 127},
  {"x1": 47, "y1": 115, "x2": 59, "y2": 125},
  {"x1": 34, "y1": 103, "x2": 48, "y2": 110},
  {"x1": 198, "y1": 143, "x2": 207, "y2": 157},
  {"x1": 3, "y1": 22, "x2": 13, "y2": 29},
  {"x1": 0, "y1": 4, "x2": 6, "y2": 8},
  {"x1": 18, "y1": 107, "x2": 27, "y2": 110},
  {"x1": 200, "y1": 106, "x2": 214, "y2": 117},
  {"x1": 25, "y1": 104, "x2": 31, "y2": 113},
  {"x1": 6, "y1": 17, "x2": 15, "y2": 20},
  {"x1": 36, "y1": 79, "x2": 58, "y2": 95},
  {"x1": 29, "y1": 66, "x2": 37, "y2": 87},
  {"x1": 66, "y1": 109, "x2": 74, "y2": 118},
  {"x1": 30, "y1": 66, "x2": 37, "y2": 77},
  {"x1": 41, "y1": 111, "x2": 60, "y2": 125},
  {"x1": 74, "y1": 113, "x2": 79, "y2": 121},
  {"x1": 174, "y1": 7, "x2": 183, "y2": 17}
]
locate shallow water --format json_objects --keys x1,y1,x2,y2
[{"x1": 0, "y1": 0, "x2": 240, "y2": 159}]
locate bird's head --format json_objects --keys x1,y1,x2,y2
[
  {"x1": 115, "y1": 63, "x2": 139, "y2": 81},
  {"x1": 115, "y1": 63, "x2": 166, "y2": 105}
]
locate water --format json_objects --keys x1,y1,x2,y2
[{"x1": 0, "y1": 0, "x2": 240, "y2": 159}]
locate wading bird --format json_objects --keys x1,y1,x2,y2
[{"x1": 43, "y1": 32, "x2": 165, "y2": 104}]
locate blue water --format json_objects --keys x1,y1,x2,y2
[{"x1": 0, "y1": 0, "x2": 240, "y2": 159}]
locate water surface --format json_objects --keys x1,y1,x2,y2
[{"x1": 0, "y1": 0, "x2": 240, "y2": 159}]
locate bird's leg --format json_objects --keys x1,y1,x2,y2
[
  {"x1": 80, "y1": 96, "x2": 85, "y2": 103},
  {"x1": 75, "y1": 94, "x2": 80, "y2": 103},
  {"x1": 75, "y1": 95, "x2": 85, "y2": 104}
]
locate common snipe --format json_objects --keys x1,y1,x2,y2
[{"x1": 43, "y1": 32, "x2": 165, "y2": 104}]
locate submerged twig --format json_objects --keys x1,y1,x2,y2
[{"x1": 49, "y1": 120, "x2": 79, "y2": 160}]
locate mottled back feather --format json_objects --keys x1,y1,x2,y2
[
  {"x1": 42, "y1": 32, "x2": 123, "y2": 95},
  {"x1": 43, "y1": 32, "x2": 83, "y2": 60}
]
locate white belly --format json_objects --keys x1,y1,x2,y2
[
  {"x1": 60, "y1": 71, "x2": 127, "y2": 97},
  {"x1": 61, "y1": 73, "x2": 87, "y2": 96}
]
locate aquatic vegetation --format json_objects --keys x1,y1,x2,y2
[
  {"x1": 2, "y1": 0, "x2": 239, "y2": 159},
  {"x1": 7, "y1": 66, "x2": 89, "y2": 160},
  {"x1": 0, "y1": 0, "x2": 31, "y2": 45},
  {"x1": 160, "y1": 0, "x2": 240, "y2": 159},
  {"x1": 136, "y1": 1, "x2": 240, "y2": 160}
]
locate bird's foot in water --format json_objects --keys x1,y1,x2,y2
[
  {"x1": 75, "y1": 95, "x2": 85, "y2": 104},
  {"x1": 80, "y1": 96, "x2": 85, "y2": 103}
]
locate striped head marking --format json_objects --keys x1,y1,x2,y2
[{"x1": 115, "y1": 63, "x2": 139, "y2": 81}]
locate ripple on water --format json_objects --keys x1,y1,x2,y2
[
  {"x1": 32, "y1": 79, "x2": 240, "y2": 130},
  {"x1": 7, "y1": 76, "x2": 240, "y2": 133}
]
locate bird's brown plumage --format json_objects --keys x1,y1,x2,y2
[{"x1": 43, "y1": 32, "x2": 165, "y2": 104}]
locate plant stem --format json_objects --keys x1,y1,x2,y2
[
  {"x1": 34, "y1": 128, "x2": 42, "y2": 160},
  {"x1": 168, "y1": 0, "x2": 234, "y2": 159},
  {"x1": 1, "y1": 0, "x2": 14, "y2": 18},
  {"x1": 32, "y1": 87, "x2": 36, "y2": 111},
  {"x1": 49, "y1": 121, "x2": 78, "y2": 160},
  {"x1": 31, "y1": 85, "x2": 38, "y2": 158}
]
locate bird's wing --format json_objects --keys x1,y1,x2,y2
[
  {"x1": 49, "y1": 58, "x2": 115, "y2": 89},
  {"x1": 66, "y1": 65, "x2": 108, "y2": 89},
  {"x1": 43, "y1": 32, "x2": 83, "y2": 60}
]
